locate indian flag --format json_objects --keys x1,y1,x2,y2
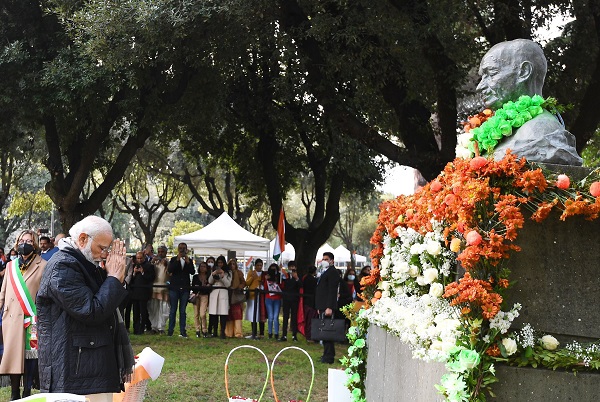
[{"x1": 273, "y1": 207, "x2": 285, "y2": 261}]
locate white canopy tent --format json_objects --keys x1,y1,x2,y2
[
  {"x1": 333, "y1": 244, "x2": 368, "y2": 266},
  {"x1": 174, "y1": 212, "x2": 270, "y2": 255}
]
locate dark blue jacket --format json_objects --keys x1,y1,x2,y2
[{"x1": 36, "y1": 245, "x2": 128, "y2": 394}]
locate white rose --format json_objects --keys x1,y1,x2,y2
[
  {"x1": 540, "y1": 335, "x2": 559, "y2": 351},
  {"x1": 379, "y1": 281, "x2": 390, "y2": 291},
  {"x1": 397, "y1": 261, "x2": 410, "y2": 273},
  {"x1": 423, "y1": 268, "x2": 439, "y2": 284},
  {"x1": 426, "y1": 240, "x2": 442, "y2": 256},
  {"x1": 408, "y1": 265, "x2": 419, "y2": 277},
  {"x1": 416, "y1": 276, "x2": 427, "y2": 286},
  {"x1": 409, "y1": 243, "x2": 422, "y2": 255},
  {"x1": 429, "y1": 282, "x2": 444, "y2": 298},
  {"x1": 502, "y1": 338, "x2": 518, "y2": 356}
]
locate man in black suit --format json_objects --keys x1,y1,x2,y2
[{"x1": 315, "y1": 251, "x2": 340, "y2": 364}]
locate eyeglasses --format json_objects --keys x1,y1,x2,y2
[{"x1": 90, "y1": 236, "x2": 112, "y2": 254}]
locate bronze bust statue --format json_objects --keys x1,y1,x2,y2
[{"x1": 476, "y1": 39, "x2": 582, "y2": 166}]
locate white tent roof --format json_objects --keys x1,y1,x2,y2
[
  {"x1": 174, "y1": 212, "x2": 270, "y2": 254},
  {"x1": 333, "y1": 245, "x2": 352, "y2": 262}
]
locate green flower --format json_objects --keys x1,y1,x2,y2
[
  {"x1": 354, "y1": 338, "x2": 366, "y2": 348},
  {"x1": 505, "y1": 108, "x2": 518, "y2": 120},
  {"x1": 528, "y1": 105, "x2": 543, "y2": 117},
  {"x1": 352, "y1": 388, "x2": 362, "y2": 398},
  {"x1": 531, "y1": 94, "x2": 545, "y2": 105},
  {"x1": 447, "y1": 349, "x2": 480, "y2": 373},
  {"x1": 512, "y1": 115, "x2": 526, "y2": 127}
]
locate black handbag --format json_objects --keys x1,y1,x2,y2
[{"x1": 311, "y1": 314, "x2": 347, "y2": 342}]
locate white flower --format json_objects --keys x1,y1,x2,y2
[
  {"x1": 423, "y1": 268, "x2": 439, "y2": 284},
  {"x1": 409, "y1": 243, "x2": 423, "y2": 255},
  {"x1": 455, "y1": 133, "x2": 474, "y2": 159},
  {"x1": 425, "y1": 240, "x2": 442, "y2": 256},
  {"x1": 397, "y1": 261, "x2": 410, "y2": 273},
  {"x1": 429, "y1": 283, "x2": 444, "y2": 298},
  {"x1": 541, "y1": 335, "x2": 559, "y2": 351},
  {"x1": 416, "y1": 276, "x2": 427, "y2": 286},
  {"x1": 502, "y1": 338, "x2": 518, "y2": 356},
  {"x1": 408, "y1": 265, "x2": 419, "y2": 277}
]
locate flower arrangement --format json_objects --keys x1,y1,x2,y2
[
  {"x1": 456, "y1": 95, "x2": 558, "y2": 157},
  {"x1": 343, "y1": 152, "x2": 600, "y2": 401}
]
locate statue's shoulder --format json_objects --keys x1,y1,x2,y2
[{"x1": 517, "y1": 110, "x2": 563, "y2": 138}]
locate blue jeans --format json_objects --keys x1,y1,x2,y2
[
  {"x1": 265, "y1": 298, "x2": 281, "y2": 335},
  {"x1": 168, "y1": 289, "x2": 189, "y2": 335}
]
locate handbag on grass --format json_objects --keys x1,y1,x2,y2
[{"x1": 310, "y1": 313, "x2": 347, "y2": 342}]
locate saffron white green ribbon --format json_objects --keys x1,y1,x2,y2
[{"x1": 7, "y1": 259, "x2": 37, "y2": 351}]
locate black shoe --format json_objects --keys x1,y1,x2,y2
[
  {"x1": 268, "y1": 333, "x2": 273, "y2": 339},
  {"x1": 278, "y1": 336, "x2": 287, "y2": 341},
  {"x1": 292, "y1": 335, "x2": 298, "y2": 341},
  {"x1": 203, "y1": 332, "x2": 209, "y2": 338},
  {"x1": 22, "y1": 389, "x2": 31, "y2": 398},
  {"x1": 167, "y1": 331, "x2": 173, "y2": 336},
  {"x1": 196, "y1": 331, "x2": 201, "y2": 338},
  {"x1": 10, "y1": 390, "x2": 20, "y2": 401},
  {"x1": 180, "y1": 333, "x2": 188, "y2": 338}
]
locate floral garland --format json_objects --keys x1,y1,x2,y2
[
  {"x1": 344, "y1": 152, "x2": 600, "y2": 401},
  {"x1": 456, "y1": 95, "x2": 557, "y2": 158}
]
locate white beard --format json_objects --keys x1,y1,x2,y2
[{"x1": 81, "y1": 240, "x2": 97, "y2": 264}]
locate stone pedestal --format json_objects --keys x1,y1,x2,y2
[{"x1": 365, "y1": 165, "x2": 600, "y2": 400}]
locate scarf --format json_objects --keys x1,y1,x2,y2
[{"x1": 7, "y1": 259, "x2": 38, "y2": 358}]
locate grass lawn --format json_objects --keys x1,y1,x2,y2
[{"x1": 1, "y1": 304, "x2": 349, "y2": 401}]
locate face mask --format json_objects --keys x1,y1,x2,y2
[
  {"x1": 10, "y1": 255, "x2": 18, "y2": 261},
  {"x1": 348, "y1": 275, "x2": 356, "y2": 281},
  {"x1": 207, "y1": 262, "x2": 214, "y2": 268},
  {"x1": 320, "y1": 260, "x2": 329, "y2": 269},
  {"x1": 18, "y1": 243, "x2": 35, "y2": 257}
]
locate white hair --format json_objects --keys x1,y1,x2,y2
[{"x1": 69, "y1": 215, "x2": 114, "y2": 240}]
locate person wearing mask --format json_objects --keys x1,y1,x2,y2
[
  {"x1": 225, "y1": 259, "x2": 246, "y2": 338},
  {"x1": 0, "y1": 230, "x2": 46, "y2": 400},
  {"x1": 191, "y1": 261, "x2": 211, "y2": 338},
  {"x1": 280, "y1": 261, "x2": 301, "y2": 341},
  {"x1": 264, "y1": 264, "x2": 282, "y2": 340},
  {"x1": 128, "y1": 251, "x2": 156, "y2": 335},
  {"x1": 167, "y1": 243, "x2": 195, "y2": 338},
  {"x1": 208, "y1": 256, "x2": 232, "y2": 339},
  {"x1": 343, "y1": 268, "x2": 360, "y2": 301},
  {"x1": 315, "y1": 252, "x2": 341, "y2": 364},
  {"x1": 148, "y1": 245, "x2": 170, "y2": 334},
  {"x1": 245, "y1": 259, "x2": 265, "y2": 340}
]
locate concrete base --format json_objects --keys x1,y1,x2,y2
[{"x1": 365, "y1": 325, "x2": 600, "y2": 401}]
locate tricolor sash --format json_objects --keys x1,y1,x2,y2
[{"x1": 7, "y1": 259, "x2": 38, "y2": 352}]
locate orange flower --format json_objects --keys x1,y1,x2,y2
[{"x1": 486, "y1": 344, "x2": 501, "y2": 357}]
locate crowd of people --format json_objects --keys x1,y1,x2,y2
[{"x1": 0, "y1": 219, "x2": 371, "y2": 400}]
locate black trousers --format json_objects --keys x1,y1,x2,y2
[
  {"x1": 281, "y1": 299, "x2": 299, "y2": 337},
  {"x1": 322, "y1": 340, "x2": 335, "y2": 363},
  {"x1": 132, "y1": 299, "x2": 149, "y2": 335}
]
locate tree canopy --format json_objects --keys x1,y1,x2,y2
[{"x1": 1, "y1": 0, "x2": 599, "y2": 263}]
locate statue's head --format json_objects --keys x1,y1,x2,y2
[{"x1": 476, "y1": 39, "x2": 547, "y2": 109}]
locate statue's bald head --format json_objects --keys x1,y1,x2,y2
[{"x1": 477, "y1": 39, "x2": 547, "y2": 108}]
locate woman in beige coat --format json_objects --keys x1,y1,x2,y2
[
  {"x1": 207, "y1": 255, "x2": 231, "y2": 338},
  {"x1": 0, "y1": 230, "x2": 46, "y2": 400},
  {"x1": 225, "y1": 259, "x2": 246, "y2": 338}
]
